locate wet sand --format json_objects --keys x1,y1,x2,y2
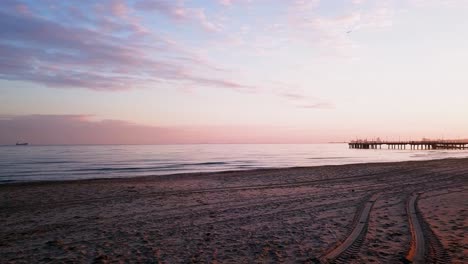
[{"x1": 0, "y1": 158, "x2": 467, "y2": 263}]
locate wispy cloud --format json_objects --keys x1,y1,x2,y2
[
  {"x1": 0, "y1": 1, "x2": 251, "y2": 92},
  {"x1": 219, "y1": 0, "x2": 233, "y2": 6},
  {"x1": 298, "y1": 102, "x2": 334, "y2": 109},
  {"x1": 286, "y1": 1, "x2": 395, "y2": 57},
  {"x1": 134, "y1": 0, "x2": 223, "y2": 32},
  {"x1": 409, "y1": 0, "x2": 468, "y2": 8},
  {"x1": 278, "y1": 91, "x2": 333, "y2": 109},
  {"x1": 0, "y1": 0, "x2": 334, "y2": 108}
]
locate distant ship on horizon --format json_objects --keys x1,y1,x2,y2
[{"x1": 16, "y1": 142, "x2": 29, "y2": 146}]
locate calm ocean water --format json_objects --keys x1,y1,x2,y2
[{"x1": 1, "y1": 144, "x2": 468, "y2": 183}]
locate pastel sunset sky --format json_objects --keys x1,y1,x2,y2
[{"x1": 1, "y1": 0, "x2": 467, "y2": 144}]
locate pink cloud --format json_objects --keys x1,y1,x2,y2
[
  {"x1": 0, "y1": 115, "x2": 336, "y2": 144},
  {"x1": 0, "y1": 115, "x2": 187, "y2": 145},
  {"x1": 219, "y1": 0, "x2": 233, "y2": 6},
  {"x1": 109, "y1": 0, "x2": 130, "y2": 18},
  {"x1": 15, "y1": 3, "x2": 30, "y2": 15},
  {"x1": 135, "y1": 0, "x2": 223, "y2": 32},
  {"x1": 0, "y1": 5, "x2": 249, "y2": 92}
]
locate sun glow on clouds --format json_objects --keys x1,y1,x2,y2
[{"x1": 1, "y1": 0, "x2": 468, "y2": 143}]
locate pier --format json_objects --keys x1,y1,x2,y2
[{"x1": 349, "y1": 140, "x2": 468, "y2": 150}]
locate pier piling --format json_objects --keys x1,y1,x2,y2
[{"x1": 349, "y1": 140, "x2": 468, "y2": 150}]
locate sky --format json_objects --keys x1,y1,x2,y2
[{"x1": 1, "y1": 0, "x2": 468, "y2": 144}]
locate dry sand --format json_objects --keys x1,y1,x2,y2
[{"x1": 0, "y1": 158, "x2": 467, "y2": 263}]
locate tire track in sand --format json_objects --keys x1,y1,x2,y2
[
  {"x1": 405, "y1": 192, "x2": 451, "y2": 264},
  {"x1": 320, "y1": 193, "x2": 379, "y2": 263}
]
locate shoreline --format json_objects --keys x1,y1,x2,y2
[
  {"x1": 1, "y1": 158, "x2": 466, "y2": 263},
  {"x1": 2, "y1": 157, "x2": 468, "y2": 186}
]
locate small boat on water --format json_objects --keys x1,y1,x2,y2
[{"x1": 16, "y1": 142, "x2": 29, "y2": 146}]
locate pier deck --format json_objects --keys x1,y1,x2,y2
[{"x1": 349, "y1": 140, "x2": 468, "y2": 150}]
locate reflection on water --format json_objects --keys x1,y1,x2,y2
[{"x1": 1, "y1": 144, "x2": 467, "y2": 183}]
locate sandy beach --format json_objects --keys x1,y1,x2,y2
[{"x1": 0, "y1": 158, "x2": 467, "y2": 263}]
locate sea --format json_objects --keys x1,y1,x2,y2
[{"x1": 1, "y1": 144, "x2": 468, "y2": 183}]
